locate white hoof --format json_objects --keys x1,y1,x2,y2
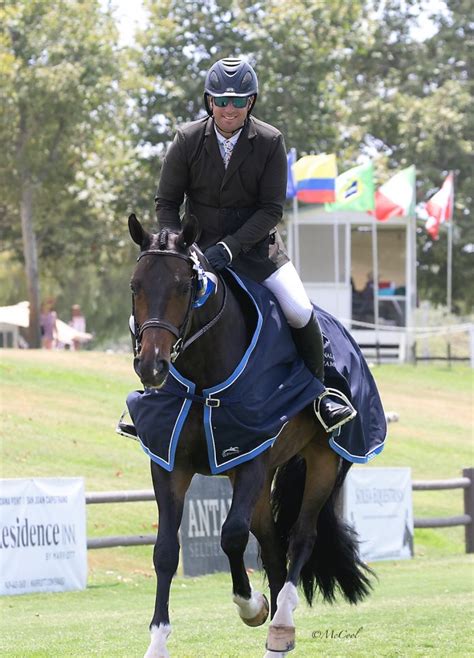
[
  {"x1": 233, "y1": 589, "x2": 269, "y2": 627},
  {"x1": 144, "y1": 623, "x2": 171, "y2": 658},
  {"x1": 265, "y1": 583, "x2": 299, "y2": 654}
]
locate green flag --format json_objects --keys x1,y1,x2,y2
[{"x1": 325, "y1": 161, "x2": 375, "y2": 212}]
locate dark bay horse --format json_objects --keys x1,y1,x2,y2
[{"x1": 126, "y1": 213, "x2": 373, "y2": 658}]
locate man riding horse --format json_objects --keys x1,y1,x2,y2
[{"x1": 155, "y1": 57, "x2": 356, "y2": 433}]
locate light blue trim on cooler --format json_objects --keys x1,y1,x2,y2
[
  {"x1": 328, "y1": 436, "x2": 386, "y2": 464},
  {"x1": 203, "y1": 269, "x2": 263, "y2": 396},
  {"x1": 202, "y1": 269, "x2": 265, "y2": 472},
  {"x1": 138, "y1": 369, "x2": 196, "y2": 471}
]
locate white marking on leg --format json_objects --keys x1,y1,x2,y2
[
  {"x1": 233, "y1": 587, "x2": 265, "y2": 620},
  {"x1": 270, "y1": 582, "x2": 299, "y2": 627},
  {"x1": 144, "y1": 623, "x2": 171, "y2": 658},
  {"x1": 263, "y1": 652, "x2": 289, "y2": 658}
]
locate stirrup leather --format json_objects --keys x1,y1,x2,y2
[
  {"x1": 115, "y1": 409, "x2": 139, "y2": 441},
  {"x1": 313, "y1": 388, "x2": 357, "y2": 432}
]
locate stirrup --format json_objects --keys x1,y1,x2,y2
[
  {"x1": 313, "y1": 388, "x2": 357, "y2": 433},
  {"x1": 115, "y1": 409, "x2": 139, "y2": 441}
]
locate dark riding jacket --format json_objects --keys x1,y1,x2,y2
[{"x1": 155, "y1": 115, "x2": 289, "y2": 281}]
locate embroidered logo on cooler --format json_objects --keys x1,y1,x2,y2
[{"x1": 222, "y1": 447, "x2": 240, "y2": 458}]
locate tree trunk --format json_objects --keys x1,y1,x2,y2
[{"x1": 20, "y1": 176, "x2": 41, "y2": 348}]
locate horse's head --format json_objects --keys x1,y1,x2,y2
[{"x1": 129, "y1": 213, "x2": 200, "y2": 389}]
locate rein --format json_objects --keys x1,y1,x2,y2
[{"x1": 133, "y1": 248, "x2": 227, "y2": 362}]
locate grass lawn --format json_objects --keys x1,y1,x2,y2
[{"x1": 0, "y1": 555, "x2": 472, "y2": 657}]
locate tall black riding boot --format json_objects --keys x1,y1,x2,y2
[{"x1": 291, "y1": 312, "x2": 357, "y2": 433}]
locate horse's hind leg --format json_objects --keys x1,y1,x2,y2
[
  {"x1": 145, "y1": 463, "x2": 192, "y2": 658},
  {"x1": 222, "y1": 457, "x2": 270, "y2": 627},
  {"x1": 266, "y1": 439, "x2": 339, "y2": 655}
]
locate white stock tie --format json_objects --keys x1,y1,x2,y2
[{"x1": 223, "y1": 139, "x2": 234, "y2": 169}]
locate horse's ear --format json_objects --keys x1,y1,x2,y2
[
  {"x1": 128, "y1": 214, "x2": 150, "y2": 248},
  {"x1": 176, "y1": 214, "x2": 198, "y2": 250}
]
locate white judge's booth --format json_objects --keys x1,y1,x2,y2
[{"x1": 285, "y1": 206, "x2": 417, "y2": 362}]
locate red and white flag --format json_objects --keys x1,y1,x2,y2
[
  {"x1": 373, "y1": 166, "x2": 416, "y2": 221},
  {"x1": 425, "y1": 173, "x2": 454, "y2": 240}
]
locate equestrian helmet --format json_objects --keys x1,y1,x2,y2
[{"x1": 204, "y1": 57, "x2": 258, "y2": 115}]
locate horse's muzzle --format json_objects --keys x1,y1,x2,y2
[{"x1": 134, "y1": 354, "x2": 170, "y2": 389}]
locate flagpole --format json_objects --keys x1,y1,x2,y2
[
  {"x1": 446, "y1": 171, "x2": 454, "y2": 314},
  {"x1": 292, "y1": 194, "x2": 299, "y2": 267},
  {"x1": 405, "y1": 176, "x2": 417, "y2": 362},
  {"x1": 371, "y1": 215, "x2": 380, "y2": 341},
  {"x1": 334, "y1": 213, "x2": 340, "y2": 316},
  {"x1": 447, "y1": 222, "x2": 453, "y2": 313}
]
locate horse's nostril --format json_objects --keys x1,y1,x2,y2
[
  {"x1": 133, "y1": 356, "x2": 141, "y2": 375},
  {"x1": 156, "y1": 359, "x2": 169, "y2": 377}
]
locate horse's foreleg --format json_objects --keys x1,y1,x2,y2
[
  {"x1": 222, "y1": 457, "x2": 269, "y2": 627},
  {"x1": 251, "y1": 474, "x2": 287, "y2": 619},
  {"x1": 145, "y1": 464, "x2": 192, "y2": 658}
]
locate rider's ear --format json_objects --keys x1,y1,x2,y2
[
  {"x1": 129, "y1": 214, "x2": 150, "y2": 249},
  {"x1": 177, "y1": 214, "x2": 199, "y2": 250}
]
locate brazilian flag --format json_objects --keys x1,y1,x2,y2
[{"x1": 325, "y1": 161, "x2": 375, "y2": 212}]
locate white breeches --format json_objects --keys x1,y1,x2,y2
[{"x1": 262, "y1": 262, "x2": 313, "y2": 329}]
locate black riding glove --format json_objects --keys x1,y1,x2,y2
[{"x1": 204, "y1": 243, "x2": 231, "y2": 271}]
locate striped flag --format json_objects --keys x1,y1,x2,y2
[
  {"x1": 293, "y1": 154, "x2": 337, "y2": 203},
  {"x1": 425, "y1": 173, "x2": 454, "y2": 239},
  {"x1": 373, "y1": 166, "x2": 416, "y2": 220}
]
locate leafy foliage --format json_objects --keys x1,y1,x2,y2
[{"x1": 0, "y1": 0, "x2": 471, "y2": 343}]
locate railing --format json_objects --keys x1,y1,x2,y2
[{"x1": 85, "y1": 468, "x2": 474, "y2": 553}]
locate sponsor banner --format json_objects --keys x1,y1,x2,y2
[
  {"x1": 180, "y1": 475, "x2": 259, "y2": 577},
  {"x1": 342, "y1": 467, "x2": 414, "y2": 562},
  {"x1": 0, "y1": 478, "x2": 87, "y2": 596}
]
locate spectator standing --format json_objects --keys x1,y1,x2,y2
[
  {"x1": 69, "y1": 304, "x2": 86, "y2": 351},
  {"x1": 40, "y1": 299, "x2": 58, "y2": 349}
]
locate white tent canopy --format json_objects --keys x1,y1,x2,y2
[
  {"x1": 0, "y1": 301, "x2": 30, "y2": 327},
  {"x1": 0, "y1": 301, "x2": 92, "y2": 346}
]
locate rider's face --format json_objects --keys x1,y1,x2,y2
[{"x1": 211, "y1": 96, "x2": 253, "y2": 137}]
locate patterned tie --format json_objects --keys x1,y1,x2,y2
[{"x1": 223, "y1": 139, "x2": 234, "y2": 169}]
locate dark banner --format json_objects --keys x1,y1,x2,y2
[{"x1": 180, "y1": 475, "x2": 260, "y2": 577}]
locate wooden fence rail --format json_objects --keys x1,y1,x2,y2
[{"x1": 85, "y1": 467, "x2": 473, "y2": 553}]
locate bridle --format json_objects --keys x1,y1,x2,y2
[{"x1": 132, "y1": 248, "x2": 227, "y2": 362}]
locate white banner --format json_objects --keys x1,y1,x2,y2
[
  {"x1": 343, "y1": 467, "x2": 414, "y2": 562},
  {"x1": 0, "y1": 478, "x2": 87, "y2": 596}
]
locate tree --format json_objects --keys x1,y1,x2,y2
[
  {"x1": 0, "y1": 0, "x2": 124, "y2": 345},
  {"x1": 345, "y1": 0, "x2": 473, "y2": 312}
]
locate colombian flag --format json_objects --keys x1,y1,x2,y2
[{"x1": 293, "y1": 154, "x2": 337, "y2": 203}]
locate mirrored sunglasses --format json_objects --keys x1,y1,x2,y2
[{"x1": 213, "y1": 96, "x2": 249, "y2": 109}]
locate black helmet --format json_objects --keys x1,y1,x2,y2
[{"x1": 204, "y1": 57, "x2": 258, "y2": 115}]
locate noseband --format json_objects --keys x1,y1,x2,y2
[{"x1": 132, "y1": 248, "x2": 226, "y2": 362}]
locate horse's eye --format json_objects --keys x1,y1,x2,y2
[{"x1": 130, "y1": 280, "x2": 140, "y2": 294}]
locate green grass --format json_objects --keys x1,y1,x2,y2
[
  {"x1": 0, "y1": 556, "x2": 472, "y2": 657},
  {"x1": 0, "y1": 351, "x2": 473, "y2": 656}
]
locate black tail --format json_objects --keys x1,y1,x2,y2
[{"x1": 271, "y1": 455, "x2": 374, "y2": 606}]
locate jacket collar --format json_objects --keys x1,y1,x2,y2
[{"x1": 204, "y1": 117, "x2": 257, "y2": 188}]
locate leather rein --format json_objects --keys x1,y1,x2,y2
[{"x1": 132, "y1": 248, "x2": 227, "y2": 362}]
